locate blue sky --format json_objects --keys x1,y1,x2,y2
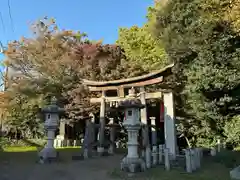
[
  {"x1": 0, "y1": 0, "x2": 154, "y2": 46},
  {"x1": 0, "y1": 0, "x2": 154, "y2": 87}
]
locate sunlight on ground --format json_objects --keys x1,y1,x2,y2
[{"x1": 3, "y1": 146, "x2": 81, "y2": 152}]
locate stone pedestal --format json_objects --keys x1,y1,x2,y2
[
  {"x1": 121, "y1": 124, "x2": 146, "y2": 173},
  {"x1": 39, "y1": 129, "x2": 57, "y2": 163}
]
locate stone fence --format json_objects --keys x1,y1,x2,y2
[{"x1": 144, "y1": 144, "x2": 203, "y2": 173}]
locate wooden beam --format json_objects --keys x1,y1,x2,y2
[
  {"x1": 87, "y1": 77, "x2": 163, "y2": 92},
  {"x1": 82, "y1": 63, "x2": 174, "y2": 87},
  {"x1": 145, "y1": 91, "x2": 162, "y2": 99},
  {"x1": 90, "y1": 92, "x2": 162, "y2": 103}
]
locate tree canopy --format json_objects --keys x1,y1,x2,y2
[
  {"x1": 116, "y1": 1, "x2": 168, "y2": 71},
  {"x1": 154, "y1": 0, "x2": 240, "y2": 146}
]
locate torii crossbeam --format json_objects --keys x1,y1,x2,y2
[{"x1": 82, "y1": 63, "x2": 177, "y2": 159}]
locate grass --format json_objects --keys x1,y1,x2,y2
[
  {"x1": 108, "y1": 160, "x2": 231, "y2": 180},
  {"x1": 2, "y1": 146, "x2": 81, "y2": 152},
  {"x1": 108, "y1": 150, "x2": 238, "y2": 180},
  {"x1": 0, "y1": 146, "x2": 238, "y2": 180}
]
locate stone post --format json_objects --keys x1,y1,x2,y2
[
  {"x1": 158, "y1": 144, "x2": 164, "y2": 164},
  {"x1": 184, "y1": 149, "x2": 192, "y2": 173},
  {"x1": 55, "y1": 119, "x2": 66, "y2": 147},
  {"x1": 210, "y1": 147, "x2": 216, "y2": 156},
  {"x1": 38, "y1": 97, "x2": 64, "y2": 163},
  {"x1": 152, "y1": 146, "x2": 158, "y2": 166},
  {"x1": 89, "y1": 112, "x2": 97, "y2": 148},
  {"x1": 145, "y1": 146, "x2": 151, "y2": 169},
  {"x1": 108, "y1": 118, "x2": 116, "y2": 154},
  {"x1": 164, "y1": 148, "x2": 170, "y2": 171},
  {"x1": 193, "y1": 148, "x2": 199, "y2": 169},
  {"x1": 195, "y1": 148, "x2": 201, "y2": 169},
  {"x1": 150, "y1": 117, "x2": 158, "y2": 166},
  {"x1": 163, "y1": 92, "x2": 177, "y2": 160},
  {"x1": 98, "y1": 91, "x2": 106, "y2": 155},
  {"x1": 190, "y1": 149, "x2": 196, "y2": 171}
]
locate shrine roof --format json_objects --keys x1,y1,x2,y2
[{"x1": 82, "y1": 63, "x2": 174, "y2": 87}]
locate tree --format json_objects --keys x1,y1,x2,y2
[
  {"x1": 3, "y1": 92, "x2": 44, "y2": 138},
  {"x1": 116, "y1": 1, "x2": 168, "y2": 71},
  {"x1": 3, "y1": 17, "x2": 146, "y2": 132},
  {"x1": 154, "y1": 0, "x2": 240, "y2": 146}
]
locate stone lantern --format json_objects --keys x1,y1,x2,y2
[
  {"x1": 109, "y1": 88, "x2": 146, "y2": 173},
  {"x1": 38, "y1": 96, "x2": 64, "y2": 163}
]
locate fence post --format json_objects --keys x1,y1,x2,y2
[
  {"x1": 158, "y1": 144, "x2": 164, "y2": 164},
  {"x1": 185, "y1": 149, "x2": 192, "y2": 173},
  {"x1": 152, "y1": 146, "x2": 158, "y2": 166},
  {"x1": 145, "y1": 146, "x2": 151, "y2": 169},
  {"x1": 190, "y1": 149, "x2": 196, "y2": 171},
  {"x1": 164, "y1": 148, "x2": 170, "y2": 171}
]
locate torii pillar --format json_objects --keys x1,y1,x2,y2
[{"x1": 163, "y1": 91, "x2": 177, "y2": 160}]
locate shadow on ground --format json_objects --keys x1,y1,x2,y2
[
  {"x1": 0, "y1": 148, "x2": 239, "y2": 180},
  {"x1": 0, "y1": 147, "x2": 126, "y2": 180}
]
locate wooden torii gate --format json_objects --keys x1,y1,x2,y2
[{"x1": 83, "y1": 63, "x2": 177, "y2": 158}]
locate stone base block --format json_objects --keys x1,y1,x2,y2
[
  {"x1": 121, "y1": 156, "x2": 146, "y2": 173},
  {"x1": 38, "y1": 147, "x2": 57, "y2": 164}
]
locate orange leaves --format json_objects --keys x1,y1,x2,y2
[{"x1": 62, "y1": 30, "x2": 73, "y2": 36}]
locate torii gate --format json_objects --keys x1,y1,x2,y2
[{"x1": 82, "y1": 63, "x2": 177, "y2": 158}]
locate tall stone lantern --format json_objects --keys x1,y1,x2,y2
[
  {"x1": 38, "y1": 97, "x2": 64, "y2": 163},
  {"x1": 109, "y1": 88, "x2": 146, "y2": 173}
]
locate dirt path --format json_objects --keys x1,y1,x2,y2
[{"x1": 0, "y1": 152, "x2": 124, "y2": 180}]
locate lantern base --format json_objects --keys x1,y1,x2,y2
[
  {"x1": 38, "y1": 147, "x2": 58, "y2": 163},
  {"x1": 120, "y1": 156, "x2": 146, "y2": 173}
]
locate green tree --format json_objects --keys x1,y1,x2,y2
[
  {"x1": 224, "y1": 116, "x2": 240, "y2": 148},
  {"x1": 116, "y1": 1, "x2": 168, "y2": 71},
  {"x1": 4, "y1": 93, "x2": 44, "y2": 138},
  {"x1": 154, "y1": 0, "x2": 240, "y2": 146}
]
